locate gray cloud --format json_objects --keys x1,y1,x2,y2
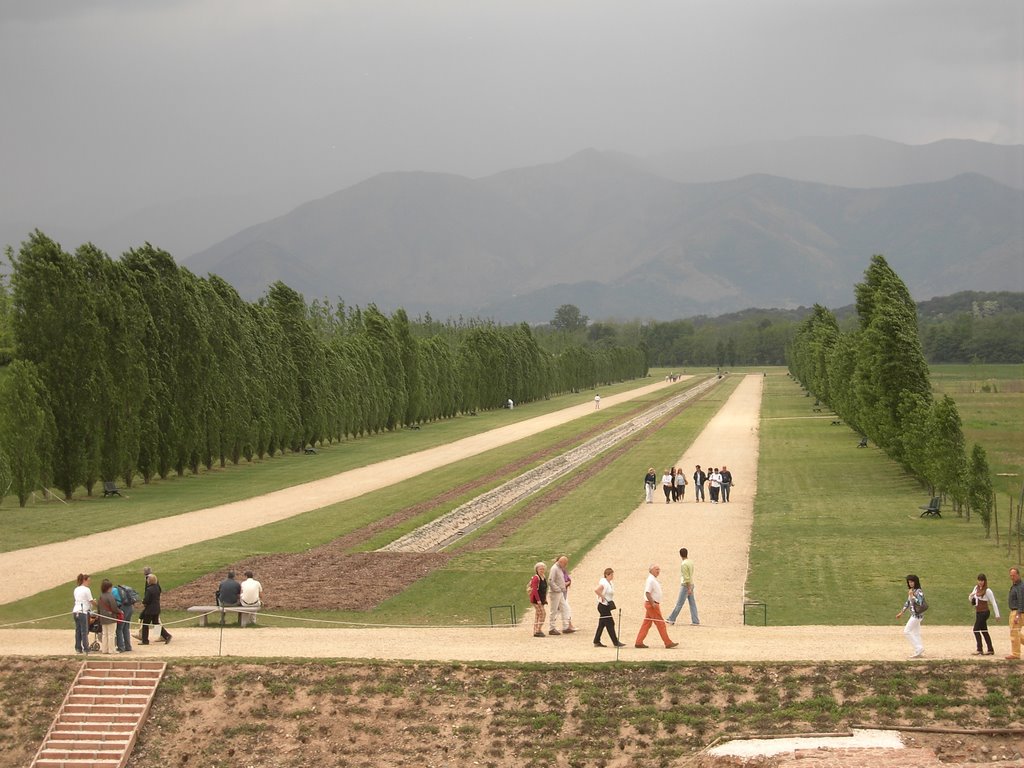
[{"x1": 1, "y1": 0, "x2": 1020, "y2": 255}]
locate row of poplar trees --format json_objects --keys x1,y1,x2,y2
[
  {"x1": 0, "y1": 231, "x2": 646, "y2": 506},
  {"x1": 787, "y1": 255, "x2": 995, "y2": 533}
]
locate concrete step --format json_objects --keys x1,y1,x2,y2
[{"x1": 30, "y1": 659, "x2": 166, "y2": 768}]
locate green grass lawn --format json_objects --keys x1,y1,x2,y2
[
  {"x1": 747, "y1": 370, "x2": 1023, "y2": 625},
  {"x1": 0, "y1": 370, "x2": 695, "y2": 552},
  {"x1": 929, "y1": 362, "x2": 1024, "y2": 502}
]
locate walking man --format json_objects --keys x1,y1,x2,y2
[
  {"x1": 666, "y1": 548, "x2": 700, "y2": 626},
  {"x1": 594, "y1": 394, "x2": 601, "y2": 409},
  {"x1": 1007, "y1": 567, "x2": 1024, "y2": 659},
  {"x1": 720, "y1": 466, "x2": 733, "y2": 502},
  {"x1": 634, "y1": 564, "x2": 678, "y2": 649},
  {"x1": 548, "y1": 556, "x2": 575, "y2": 634},
  {"x1": 693, "y1": 465, "x2": 706, "y2": 502}
]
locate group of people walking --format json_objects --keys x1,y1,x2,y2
[
  {"x1": 72, "y1": 566, "x2": 170, "y2": 654},
  {"x1": 896, "y1": 568, "x2": 1024, "y2": 660},
  {"x1": 644, "y1": 465, "x2": 733, "y2": 504},
  {"x1": 528, "y1": 548, "x2": 700, "y2": 649}
]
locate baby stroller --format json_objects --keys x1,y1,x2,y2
[{"x1": 87, "y1": 613, "x2": 103, "y2": 652}]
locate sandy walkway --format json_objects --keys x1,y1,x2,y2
[{"x1": 0, "y1": 379, "x2": 676, "y2": 605}]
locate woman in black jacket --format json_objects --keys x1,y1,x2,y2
[{"x1": 140, "y1": 573, "x2": 172, "y2": 645}]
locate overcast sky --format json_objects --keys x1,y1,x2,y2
[{"x1": 1, "y1": 0, "x2": 1021, "y2": 251}]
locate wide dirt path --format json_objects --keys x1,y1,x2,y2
[{"x1": 0, "y1": 379, "x2": 678, "y2": 605}]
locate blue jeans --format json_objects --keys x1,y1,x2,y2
[
  {"x1": 74, "y1": 612, "x2": 90, "y2": 652},
  {"x1": 667, "y1": 584, "x2": 700, "y2": 625},
  {"x1": 116, "y1": 605, "x2": 133, "y2": 651}
]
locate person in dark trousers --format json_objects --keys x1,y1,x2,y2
[
  {"x1": 1006, "y1": 567, "x2": 1024, "y2": 659},
  {"x1": 720, "y1": 466, "x2": 733, "y2": 502},
  {"x1": 593, "y1": 567, "x2": 625, "y2": 648},
  {"x1": 140, "y1": 573, "x2": 172, "y2": 645},
  {"x1": 112, "y1": 582, "x2": 137, "y2": 652},
  {"x1": 969, "y1": 573, "x2": 999, "y2": 655},
  {"x1": 692, "y1": 465, "x2": 707, "y2": 502}
]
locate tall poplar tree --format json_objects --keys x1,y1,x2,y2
[{"x1": 0, "y1": 360, "x2": 55, "y2": 506}]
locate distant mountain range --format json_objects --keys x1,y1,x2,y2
[{"x1": 186, "y1": 139, "x2": 1024, "y2": 322}]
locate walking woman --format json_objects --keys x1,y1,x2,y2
[
  {"x1": 96, "y1": 579, "x2": 119, "y2": 655},
  {"x1": 661, "y1": 468, "x2": 674, "y2": 503},
  {"x1": 674, "y1": 469, "x2": 687, "y2": 501},
  {"x1": 72, "y1": 573, "x2": 95, "y2": 654},
  {"x1": 593, "y1": 568, "x2": 625, "y2": 647},
  {"x1": 896, "y1": 574, "x2": 926, "y2": 658},
  {"x1": 528, "y1": 563, "x2": 548, "y2": 638},
  {"x1": 969, "y1": 573, "x2": 1000, "y2": 655},
  {"x1": 140, "y1": 573, "x2": 172, "y2": 645},
  {"x1": 644, "y1": 468, "x2": 657, "y2": 503}
]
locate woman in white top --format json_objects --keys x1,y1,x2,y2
[
  {"x1": 593, "y1": 568, "x2": 624, "y2": 647},
  {"x1": 72, "y1": 573, "x2": 95, "y2": 654},
  {"x1": 969, "y1": 573, "x2": 1000, "y2": 655},
  {"x1": 661, "y1": 470, "x2": 674, "y2": 503}
]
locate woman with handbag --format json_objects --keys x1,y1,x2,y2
[
  {"x1": 896, "y1": 574, "x2": 926, "y2": 658},
  {"x1": 96, "y1": 579, "x2": 119, "y2": 655},
  {"x1": 969, "y1": 573, "x2": 1000, "y2": 655},
  {"x1": 140, "y1": 573, "x2": 172, "y2": 645},
  {"x1": 593, "y1": 567, "x2": 625, "y2": 648}
]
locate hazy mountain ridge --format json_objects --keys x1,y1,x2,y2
[{"x1": 187, "y1": 147, "x2": 1024, "y2": 321}]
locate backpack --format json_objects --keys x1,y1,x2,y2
[{"x1": 116, "y1": 585, "x2": 140, "y2": 608}]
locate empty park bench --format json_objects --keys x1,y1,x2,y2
[
  {"x1": 919, "y1": 497, "x2": 942, "y2": 518},
  {"x1": 303, "y1": 445, "x2": 317, "y2": 455},
  {"x1": 102, "y1": 481, "x2": 122, "y2": 497},
  {"x1": 187, "y1": 605, "x2": 261, "y2": 627},
  {"x1": 831, "y1": 420, "x2": 842, "y2": 425},
  {"x1": 857, "y1": 437, "x2": 868, "y2": 448}
]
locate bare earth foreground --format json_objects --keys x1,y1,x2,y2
[{"x1": 3, "y1": 375, "x2": 1022, "y2": 767}]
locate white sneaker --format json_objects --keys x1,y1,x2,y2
[{"x1": 909, "y1": 650, "x2": 924, "y2": 658}]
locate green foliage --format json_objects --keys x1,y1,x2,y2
[
  {"x1": 0, "y1": 360, "x2": 54, "y2": 506},
  {"x1": 1, "y1": 231, "x2": 648, "y2": 501},
  {"x1": 551, "y1": 303, "x2": 588, "y2": 333},
  {"x1": 967, "y1": 444, "x2": 994, "y2": 535}
]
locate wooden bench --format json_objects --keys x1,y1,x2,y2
[
  {"x1": 187, "y1": 605, "x2": 261, "y2": 627},
  {"x1": 919, "y1": 497, "x2": 941, "y2": 518}
]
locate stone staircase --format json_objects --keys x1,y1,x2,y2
[{"x1": 30, "y1": 658, "x2": 166, "y2": 768}]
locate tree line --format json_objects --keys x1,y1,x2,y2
[
  {"x1": 787, "y1": 255, "x2": 995, "y2": 534},
  {"x1": 0, "y1": 231, "x2": 646, "y2": 506}
]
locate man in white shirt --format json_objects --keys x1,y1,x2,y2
[
  {"x1": 240, "y1": 571, "x2": 263, "y2": 607},
  {"x1": 634, "y1": 564, "x2": 678, "y2": 649}
]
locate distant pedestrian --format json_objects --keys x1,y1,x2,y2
[
  {"x1": 593, "y1": 568, "x2": 624, "y2": 647},
  {"x1": 1006, "y1": 567, "x2": 1024, "y2": 660},
  {"x1": 661, "y1": 469, "x2": 674, "y2": 503},
  {"x1": 140, "y1": 573, "x2": 172, "y2": 645},
  {"x1": 96, "y1": 579, "x2": 119, "y2": 655},
  {"x1": 708, "y1": 467, "x2": 722, "y2": 503},
  {"x1": 594, "y1": 394, "x2": 601, "y2": 409},
  {"x1": 693, "y1": 465, "x2": 706, "y2": 502},
  {"x1": 548, "y1": 556, "x2": 574, "y2": 634},
  {"x1": 720, "y1": 466, "x2": 733, "y2": 502},
  {"x1": 72, "y1": 573, "x2": 96, "y2": 654},
  {"x1": 666, "y1": 548, "x2": 700, "y2": 626},
  {"x1": 634, "y1": 564, "x2": 678, "y2": 649},
  {"x1": 507, "y1": 398, "x2": 514, "y2": 410},
  {"x1": 112, "y1": 582, "x2": 138, "y2": 652},
  {"x1": 528, "y1": 562, "x2": 548, "y2": 638},
  {"x1": 896, "y1": 574, "x2": 925, "y2": 658},
  {"x1": 969, "y1": 573, "x2": 999, "y2": 655},
  {"x1": 673, "y1": 469, "x2": 687, "y2": 501},
  {"x1": 644, "y1": 467, "x2": 657, "y2": 503}
]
